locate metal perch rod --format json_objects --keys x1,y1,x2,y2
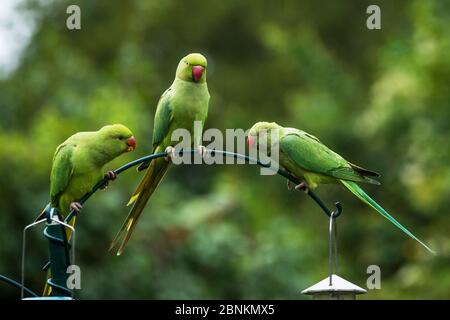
[{"x1": 64, "y1": 149, "x2": 342, "y2": 224}]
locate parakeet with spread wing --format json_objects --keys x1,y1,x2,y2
[
  {"x1": 248, "y1": 122, "x2": 434, "y2": 254},
  {"x1": 110, "y1": 53, "x2": 210, "y2": 255},
  {"x1": 37, "y1": 124, "x2": 136, "y2": 295}
]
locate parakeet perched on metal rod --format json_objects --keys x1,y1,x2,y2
[
  {"x1": 248, "y1": 121, "x2": 434, "y2": 254},
  {"x1": 37, "y1": 124, "x2": 136, "y2": 295},
  {"x1": 110, "y1": 53, "x2": 210, "y2": 255},
  {"x1": 37, "y1": 124, "x2": 136, "y2": 224}
]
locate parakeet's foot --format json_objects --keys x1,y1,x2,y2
[
  {"x1": 101, "y1": 171, "x2": 117, "y2": 189},
  {"x1": 105, "y1": 170, "x2": 117, "y2": 180},
  {"x1": 164, "y1": 146, "x2": 176, "y2": 162},
  {"x1": 285, "y1": 170, "x2": 293, "y2": 190},
  {"x1": 287, "y1": 180, "x2": 293, "y2": 190},
  {"x1": 295, "y1": 181, "x2": 310, "y2": 194},
  {"x1": 70, "y1": 202, "x2": 83, "y2": 213}
]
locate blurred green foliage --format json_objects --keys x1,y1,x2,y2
[{"x1": 0, "y1": 0, "x2": 449, "y2": 299}]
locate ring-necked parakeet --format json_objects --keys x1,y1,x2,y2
[
  {"x1": 248, "y1": 122, "x2": 434, "y2": 254},
  {"x1": 37, "y1": 124, "x2": 136, "y2": 223},
  {"x1": 37, "y1": 124, "x2": 136, "y2": 295},
  {"x1": 110, "y1": 53, "x2": 210, "y2": 255}
]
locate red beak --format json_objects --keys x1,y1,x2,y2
[
  {"x1": 192, "y1": 66, "x2": 204, "y2": 82},
  {"x1": 127, "y1": 136, "x2": 137, "y2": 151},
  {"x1": 247, "y1": 135, "x2": 256, "y2": 148}
]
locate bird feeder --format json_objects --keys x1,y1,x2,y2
[{"x1": 301, "y1": 206, "x2": 367, "y2": 300}]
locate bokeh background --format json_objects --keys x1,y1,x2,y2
[{"x1": 0, "y1": 0, "x2": 449, "y2": 299}]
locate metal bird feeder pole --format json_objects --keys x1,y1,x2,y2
[
  {"x1": 21, "y1": 207, "x2": 76, "y2": 299},
  {"x1": 44, "y1": 208, "x2": 74, "y2": 297}
]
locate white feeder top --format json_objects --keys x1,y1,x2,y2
[{"x1": 302, "y1": 274, "x2": 367, "y2": 295}]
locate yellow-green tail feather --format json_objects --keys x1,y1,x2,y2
[{"x1": 110, "y1": 158, "x2": 169, "y2": 255}]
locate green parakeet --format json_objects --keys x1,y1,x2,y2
[
  {"x1": 37, "y1": 124, "x2": 137, "y2": 295},
  {"x1": 110, "y1": 53, "x2": 210, "y2": 255},
  {"x1": 38, "y1": 124, "x2": 136, "y2": 223},
  {"x1": 248, "y1": 122, "x2": 434, "y2": 254}
]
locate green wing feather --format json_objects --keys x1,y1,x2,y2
[
  {"x1": 137, "y1": 88, "x2": 173, "y2": 171},
  {"x1": 49, "y1": 143, "x2": 75, "y2": 207},
  {"x1": 280, "y1": 132, "x2": 379, "y2": 184},
  {"x1": 41, "y1": 143, "x2": 75, "y2": 296},
  {"x1": 152, "y1": 88, "x2": 174, "y2": 147}
]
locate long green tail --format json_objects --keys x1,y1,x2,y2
[{"x1": 341, "y1": 180, "x2": 435, "y2": 254}]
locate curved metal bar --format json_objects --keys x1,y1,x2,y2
[
  {"x1": 64, "y1": 152, "x2": 169, "y2": 224},
  {"x1": 64, "y1": 149, "x2": 341, "y2": 224},
  {"x1": 0, "y1": 275, "x2": 38, "y2": 298}
]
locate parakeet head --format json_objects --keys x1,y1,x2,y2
[
  {"x1": 98, "y1": 124, "x2": 137, "y2": 156},
  {"x1": 247, "y1": 122, "x2": 282, "y2": 149},
  {"x1": 176, "y1": 53, "x2": 208, "y2": 83}
]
